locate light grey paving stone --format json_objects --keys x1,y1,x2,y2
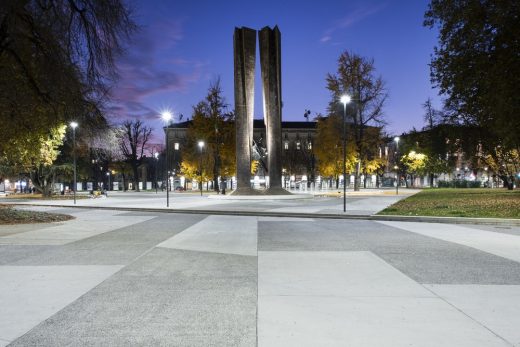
[
  {"x1": 378, "y1": 221, "x2": 520, "y2": 263},
  {"x1": 258, "y1": 251, "x2": 510, "y2": 347},
  {"x1": 0, "y1": 223, "x2": 47, "y2": 237},
  {"x1": 158, "y1": 215, "x2": 257, "y2": 256},
  {"x1": 467, "y1": 224, "x2": 520, "y2": 237},
  {"x1": 258, "y1": 296, "x2": 510, "y2": 347},
  {"x1": 10, "y1": 248, "x2": 257, "y2": 347},
  {"x1": 259, "y1": 219, "x2": 520, "y2": 285},
  {"x1": 0, "y1": 265, "x2": 122, "y2": 346},
  {"x1": 258, "y1": 251, "x2": 432, "y2": 298},
  {"x1": 5, "y1": 214, "x2": 207, "y2": 266},
  {"x1": 426, "y1": 284, "x2": 520, "y2": 346},
  {"x1": 0, "y1": 210, "x2": 156, "y2": 246}
]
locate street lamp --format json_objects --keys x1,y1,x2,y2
[
  {"x1": 106, "y1": 171, "x2": 111, "y2": 194},
  {"x1": 162, "y1": 111, "x2": 172, "y2": 207},
  {"x1": 198, "y1": 141, "x2": 205, "y2": 196},
  {"x1": 154, "y1": 151, "x2": 159, "y2": 194},
  {"x1": 340, "y1": 94, "x2": 351, "y2": 212},
  {"x1": 394, "y1": 136, "x2": 400, "y2": 195},
  {"x1": 70, "y1": 121, "x2": 78, "y2": 204}
]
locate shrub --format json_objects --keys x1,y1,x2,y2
[{"x1": 437, "y1": 180, "x2": 482, "y2": 188}]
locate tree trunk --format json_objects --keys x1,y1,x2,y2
[
  {"x1": 429, "y1": 173, "x2": 434, "y2": 187},
  {"x1": 354, "y1": 161, "x2": 361, "y2": 191},
  {"x1": 500, "y1": 175, "x2": 514, "y2": 190},
  {"x1": 132, "y1": 165, "x2": 139, "y2": 191}
]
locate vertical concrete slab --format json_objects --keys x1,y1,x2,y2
[
  {"x1": 233, "y1": 27, "x2": 257, "y2": 193},
  {"x1": 259, "y1": 26, "x2": 286, "y2": 193}
]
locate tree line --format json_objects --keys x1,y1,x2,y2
[{"x1": 1, "y1": 0, "x2": 517, "y2": 194}]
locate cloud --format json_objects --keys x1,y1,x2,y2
[
  {"x1": 320, "y1": 3, "x2": 387, "y2": 43},
  {"x1": 108, "y1": 18, "x2": 202, "y2": 123}
]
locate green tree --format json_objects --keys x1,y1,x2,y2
[
  {"x1": 181, "y1": 79, "x2": 235, "y2": 192},
  {"x1": 401, "y1": 151, "x2": 428, "y2": 188},
  {"x1": 0, "y1": 0, "x2": 135, "y2": 175},
  {"x1": 326, "y1": 51, "x2": 388, "y2": 191},
  {"x1": 424, "y1": 0, "x2": 520, "y2": 149},
  {"x1": 314, "y1": 115, "x2": 356, "y2": 188},
  {"x1": 26, "y1": 125, "x2": 73, "y2": 196}
]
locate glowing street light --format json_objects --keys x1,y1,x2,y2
[
  {"x1": 69, "y1": 121, "x2": 78, "y2": 204},
  {"x1": 394, "y1": 136, "x2": 400, "y2": 195},
  {"x1": 154, "y1": 150, "x2": 159, "y2": 194},
  {"x1": 198, "y1": 141, "x2": 205, "y2": 196},
  {"x1": 161, "y1": 111, "x2": 173, "y2": 207},
  {"x1": 340, "y1": 94, "x2": 351, "y2": 212}
]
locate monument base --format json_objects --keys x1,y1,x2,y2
[
  {"x1": 208, "y1": 192, "x2": 312, "y2": 200},
  {"x1": 230, "y1": 187, "x2": 263, "y2": 196},
  {"x1": 263, "y1": 187, "x2": 292, "y2": 195}
]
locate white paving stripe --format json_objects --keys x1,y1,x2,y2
[
  {"x1": 425, "y1": 285, "x2": 520, "y2": 347},
  {"x1": 157, "y1": 215, "x2": 257, "y2": 256},
  {"x1": 0, "y1": 210, "x2": 156, "y2": 245},
  {"x1": 258, "y1": 251, "x2": 510, "y2": 347},
  {"x1": 377, "y1": 221, "x2": 520, "y2": 263},
  {"x1": 0, "y1": 265, "x2": 122, "y2": 346}
]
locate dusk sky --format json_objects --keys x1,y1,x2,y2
[{"x1": 110, "y1": 0, "x2": 441, "y2": 142}]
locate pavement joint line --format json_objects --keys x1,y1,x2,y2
[
  {"x1": 7, "y1": 203, "x2": 520, "y2": 226},
  {"x1": 419, "y1": 284, "x2": 515, "y2": 347}
]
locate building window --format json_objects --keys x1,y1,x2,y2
[
  {"x1": 174, "y1": 143, "x2": 179, "y2": 150},
  {"x1": 284, "y1": 142, "x2": 289, "y2": 150},
  {"x1": 296, "y1": 142, "x2": 301, "y2": 150},
  {"x1": 307, "y1": 142, "x2": 312, "y2": 150}
]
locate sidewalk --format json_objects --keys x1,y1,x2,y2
[{"x1": 4, "y1": 189, "x2": 519, "y2": 226}]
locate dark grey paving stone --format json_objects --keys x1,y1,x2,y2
[
  {"x1": 11, "y1": 248, "x2": 257, "y2": 347},
  {"x1": 0, "y1": 245, "x2": 57, "y2": 265},
  {"x1": 7, "y1": 214, "x2": 207, "y2": 266},
  {"x1": 258, "y1": 219, "x2": 520, "y2": 285}
]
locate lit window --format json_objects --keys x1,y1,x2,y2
[
  {"x1": 284, "y1": 142, "x2": 289, "y2": 150},
  {"x1": 307, "y1": 142, "x2": 312, "y2": 150},
  {"x1": 174, "y1": 143, "x2": 179, "y2": 150},
  {"x1": 296, "y1": 142, "x2": 301, "y2": 150}
]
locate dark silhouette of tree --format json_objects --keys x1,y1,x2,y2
[
  {"x1": 118, "y1": 120, "x2": 153, "y2": 191},
  {"x1": 0, "y1": 0, "x2": 135, "y2": 172},
  {"x1": 425, "y1": 0, "x2": 520, "y2": 150}
]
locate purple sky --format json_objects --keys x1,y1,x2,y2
[{"x1": 110, "y1": 0, "x2": 441, "y2": 142}]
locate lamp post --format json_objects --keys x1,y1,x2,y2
[
  {"x1": 70, "y1": 121, "x2": 78, "y2": 204},
  {"x1": 198, "y1": 141, "x2": 205, "y2": 196},
  {"x1": 340, "y1": 94, "x2": 351, "y2": 212},
  {"x1": 162, "y1": 111, "x2": 172, "y2": 207},
  {"x1": 154, "y1": 151, "x2": 159, "y2": 194},
  {"x1": 394, "y1": 136, "x2": 400, "y2": 195},
  {"x1": 106, "y1": 171, "x2": 111, "y2": 192}
]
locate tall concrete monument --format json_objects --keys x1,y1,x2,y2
[
  {"x1": 233, "y1": 26, "x2": 289, "y2": 195},
  {"x1": 233, "y1": 27, "x2": 257, "y2": 195}
]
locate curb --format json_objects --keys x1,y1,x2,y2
[
  {"x1": 8, "y1": 203, "x2": 520, "y2": 226},
  {"x1": 370, "y1": 214, "x2": 520, "y2": 226}
]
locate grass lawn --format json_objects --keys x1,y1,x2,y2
[
  {"x1": 4, "y1": 193, "x2": 87, "y2": 200},
  {"x1": 0, "y1": 205, "x2": 74, "y2": 224},
  {"x1": 379, "y1": 188, "x2": 520, "y2": 219}
]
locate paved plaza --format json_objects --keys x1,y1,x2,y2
[
  {"x1": 1, "y1": 194, "x2": 520, "y2": 346},
  {"x1": 7, "y1": 190, "x2": 417, "y2": 217}
]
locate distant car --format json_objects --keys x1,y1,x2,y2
[{"x1": 175, "y1": 186, "x2": 185, "y2": 191}]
